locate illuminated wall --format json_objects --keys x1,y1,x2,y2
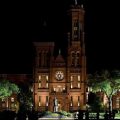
[{"x1": 33, "y1": 3, "x2": 87, "y2": 112}]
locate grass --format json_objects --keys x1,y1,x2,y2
[
  {"x1": 39, "y1": 111, "x2": 74, "y2": 119},
  {"x1": 115, "y1": 113, "x2": 120, "y2": 119},
  {"x1": 51, "y1": 113, "x2": 59, "y2": 117}
]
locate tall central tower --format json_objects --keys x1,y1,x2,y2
[
  {"x1": 67, "y1": 3, "x2": 87, "y2": 110},
  {"x1": 33, "y1": 2, "x2": 87, "y2": 112}
]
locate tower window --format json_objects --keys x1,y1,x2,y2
[
  {"x1": 76, "y1": 58, "x2": 80, "y2": 66},
  {"x1": 71, "y1": 52, "x2": 75, "y2": 57},
  {"x1": 74, "y1": 30, "x2": 78, "y2": 35},
  {"x1": 74, "y1": 27, "x2": 78, "y2": 30},
  {"x1": 74, "y1": 20, "x2": 78, "y2": 27}
]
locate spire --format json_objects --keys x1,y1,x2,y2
[
  {"x1": 59, "y1": 49, "x2": 61, "y2": 55},
  {"x1": 75, "y1": 0, "x2": 77, "y2": 5}
]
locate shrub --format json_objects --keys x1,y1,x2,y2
[
  {"x1": 45, "y1": 111, "x2": 52, "y2": 115},
  {"x1": 59, "y1": 110, "x2": 72, "y2": 117},
  {"x1": 51, "y1": 113, "x2": 59, "y2": 117}
]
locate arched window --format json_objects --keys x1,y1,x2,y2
[
  {"x1": 76, "y1": 52, "x2": 80, "y2": 66},
  {"x1": 71, "y1": 52, "x2": 75, "y2": 57},
  {"x1": 71, "y1": 52, "x2": 75, "y2": 66}
]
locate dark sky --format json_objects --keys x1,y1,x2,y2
[{"x1": 0, "y1": 0, "x2": 120, "y2": 74}]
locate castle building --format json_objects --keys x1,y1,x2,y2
[
  {"x1": 33, "y1": 3, "x2": 87, "y2": 112},
  {"x1": 0, "y1": 2, "x2": 120, "y2": 112}
]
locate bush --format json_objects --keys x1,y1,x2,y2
[
  {"x1": 45, "y1": 111, "x2": 52, "y2": 115},
  {"x1": 59, "y1": 110, "x2": 72, "y2": 117},
  {"x1": 67, "y1": 112, "x2": 72, "y2": 117},
  {"x1": 88, "y1": 93, "x2": 104, "y2": 112},
  {"x1": 51, "y1": 113, "x2": 59, "y2": 117}
]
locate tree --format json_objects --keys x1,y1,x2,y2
[
  {"x1": 17, "y1": 81, "x2": 33, "y2": 111},
  {"x1": 0, "y1": 80, "x2": 19, "y2": 109},
  {"x1": 88, "y1": 92, "x2": 103, "y2": 112},
  {"x1": 88, "y1": 70, "x2": 120, "y2": 112}
]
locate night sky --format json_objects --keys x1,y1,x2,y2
[{"x1": 0, "y1": 0, "x2": 120, "y2": 74}]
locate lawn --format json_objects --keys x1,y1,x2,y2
[{"x1": 38, "y1": 111, "x2": 74, "y2": 120}]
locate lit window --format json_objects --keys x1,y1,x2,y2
[
  {"x1": 63, "y1": 87, "x2": 65, "y2": 90},
  {"x1": 78, "y1": 75, "x2": 80, "y2": 81},
  {"x1": 46, "y1": 75, "x2": 48, "y2": 81},
  {"x1": 46, "y1": 102, "x2": 48, "y2": 106},
  {"x1": 54, "y1": 88, "x2": 56, "y2": 92},
  {"x1": 78, "y1": 102, "x2": 80, "y2": 106},
  {"x1": 71, "y1": 83, "x2": 73, "y2": 89},
  {"x1": 74, "y1": 27, "x2": 78, "y2": 30},
  {"x1": 46, "y1": 83, "x2": 48, "y2": 88},
  {"x1": 88, "y1": 87, "x2": 92, "y2": 92},
  {"x1": 39, "y1": 96, "x2": 41, "y2": 106},
  {"x1": 39, "y1": 75, "x2": 41, "y2": 80},
  {"x1": 46, "y1": 96, "x2": 49, "y2": 106},
  {"x1": 11, "y1": 97, "x2": 14, "y2": 102},
  {"x1": 39, "y1": 102, "x2": 41, "y2": 106},
  {"x1": 71, "y1": 76, "x2": 73, "y2": 81},
  {"x1": 38, "y1": 83, "x2": 41, "y2": 88},
  {"x1": 78, "y1": 83, "x2": 80, "y2": 88},
  {"x1": 70, "y1": 96, "x2": 73, "y2": 106}
]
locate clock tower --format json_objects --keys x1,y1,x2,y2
[
  {"x1": 33, "y1": 2, "x2": 86, "y2": 112},
  {"x1": 67, "y1": 3, "x2": 86, "y2": 111}
]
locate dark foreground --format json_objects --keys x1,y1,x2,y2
[{"x1": 0, "y1": 110, "x2": 119, "y2": 120}]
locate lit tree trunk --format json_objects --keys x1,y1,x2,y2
[{"x1": 108, "y1": 97, "x2": 112, "y2": 112}]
